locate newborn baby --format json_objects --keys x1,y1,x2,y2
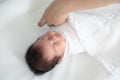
[
  {"x1": 26, "y1": 30, "x2": 66, "y2": 74},
  {"x1": 25, "y1": 21, "x2": 85, "y2": 74},
  {"x1": 26, "y1": 3, "x2": 120, "y2": 77}
]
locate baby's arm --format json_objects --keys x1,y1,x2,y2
[{"x1": 38, "y1": 0, "x2": 118, "y2": 27}]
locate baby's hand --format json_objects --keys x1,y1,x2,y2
[{"x1": 38, "y1": 0, "x2": 68, "y2": 27}]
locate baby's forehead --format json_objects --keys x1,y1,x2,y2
[{"x1": 40, "y1": 45, "x2": 55, "y2": 60}]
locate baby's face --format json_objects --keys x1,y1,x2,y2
[{"x1": 34, "y1": 31, "x2": 66, "y2": 61}]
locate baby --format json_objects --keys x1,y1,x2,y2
[
  {"x1": 25, "y1": 30, "x2": 66, "y2": 74},
  {"x1": 25, "y1": 0, "x2": 119, "y2": 75},
  {"x1": 25, "y1": 21, "x2": 85, "y2": 74}
]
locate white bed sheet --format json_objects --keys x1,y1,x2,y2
[{"x1": 0, "y1": 0, "x2": 113, "y2": 80}]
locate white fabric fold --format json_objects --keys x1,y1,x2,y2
[{"x1": 68, "y1": 2, "x2": 120, "y2": 75}]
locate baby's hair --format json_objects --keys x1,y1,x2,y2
[{"x1": 25, "y1": 43, "x2": 60, "y2": 75}]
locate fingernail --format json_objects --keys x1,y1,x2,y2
[{"x1": 38, "y1": 20, "x2": 43, "y2": 27}]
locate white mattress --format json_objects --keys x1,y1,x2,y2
[{"x1": 0, "y1": 0, "x2": 119, "y2": 80}]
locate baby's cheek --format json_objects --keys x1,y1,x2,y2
[{"x1": 60, "y1": 42, "x2": 66, "y2": 50}]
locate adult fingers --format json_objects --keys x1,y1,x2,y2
[{"x1": 38, "y1": 18, "x2": 46, "y2": 27}]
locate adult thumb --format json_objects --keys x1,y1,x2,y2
[{"x1": 38, "y1": 18, "x2": 46, "y2": 27}]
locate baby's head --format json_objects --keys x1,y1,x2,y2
[{"x1": 25, "y1": 31, "x2": 66, "y2": 74}]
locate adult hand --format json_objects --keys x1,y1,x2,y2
[
  {"x1": 38, "y1": 0, "x2": 118, "y2": 27},
  {"x1": 38, "y1": 0, "x2": 69, "y2": 27}
]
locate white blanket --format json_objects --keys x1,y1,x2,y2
[
  {"x1": 0, "y1": 0, "x2": 119, "y2": 80},
  {"x1": 68, "y1": 3, "x2": 120, "y2": 80},
  {"x1": 68, "y1": 2, "x2": 120, "y2": 73}
]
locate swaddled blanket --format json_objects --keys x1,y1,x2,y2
[{"x1": 68, "y1": 2, "x2": 120, "y2": 79}]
